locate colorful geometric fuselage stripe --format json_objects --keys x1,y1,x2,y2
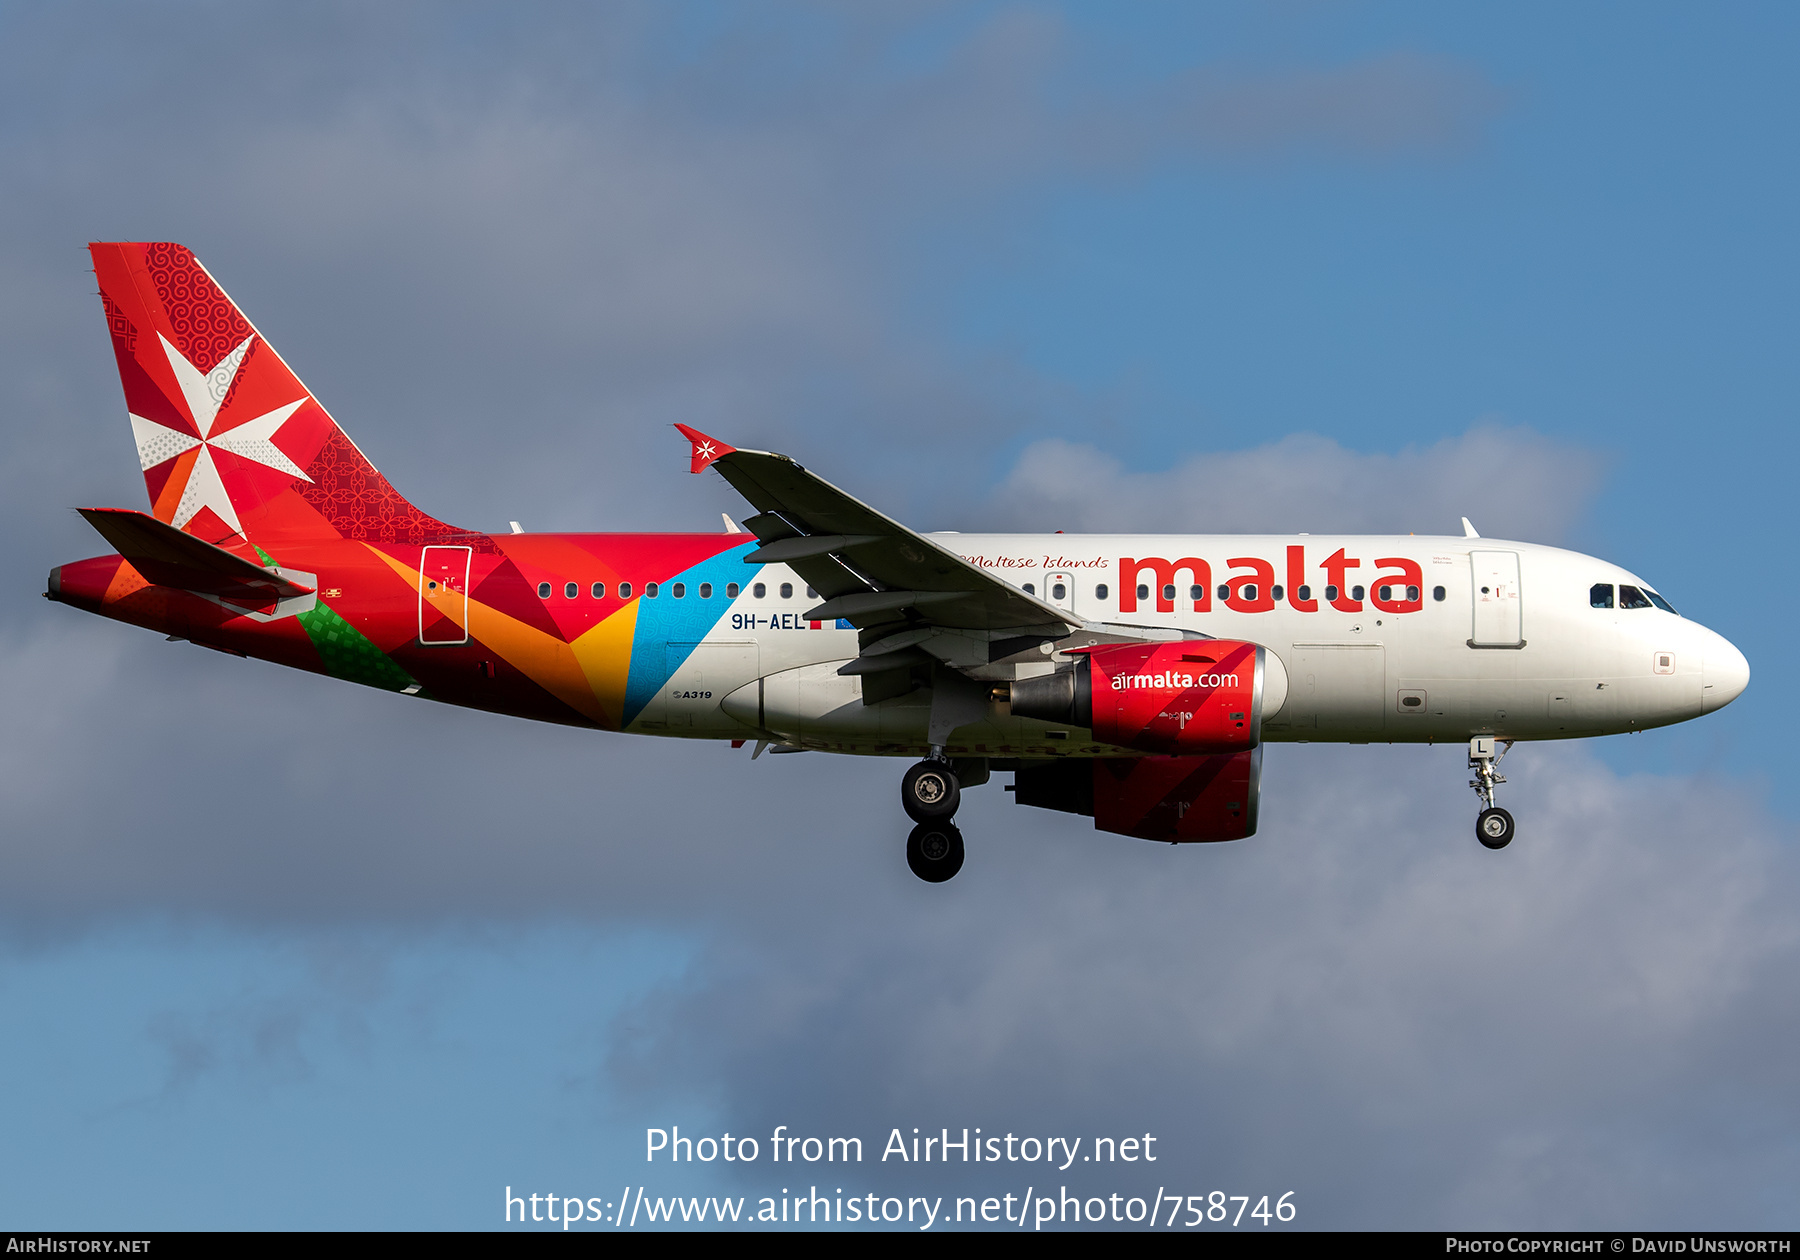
[
  {"x1": 70, "y1": 242, "x2": 774, "y2": 730},
  {"x1": 53, "y1": 532, "x2": 761, "y2": 730}
]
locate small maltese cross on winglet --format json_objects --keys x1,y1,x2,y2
[{"x1": 673, "y1": 423, "x2": 736, "y2": 474}]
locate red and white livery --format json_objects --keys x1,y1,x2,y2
[{"x1": 49, "y1": 243, "x2": 1751, "y2": 881}]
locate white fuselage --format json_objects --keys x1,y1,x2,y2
[{"x1": 638, "y1": 534, "x2": 1750, "y2": 757}]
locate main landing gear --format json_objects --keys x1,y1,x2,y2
[
  {"x1": 1468, "y1": 737, "x2": 1516, "y2": 850},
  {"x1": 902, "y1": 756, "x2": 964, "y2": 882}
]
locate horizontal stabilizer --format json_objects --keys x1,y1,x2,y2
[{"x1": 77, "y1": 508, "x2": 314, "y2": 602}]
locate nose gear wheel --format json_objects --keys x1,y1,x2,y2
[
  {"x1": 1468, "y1": 738, "x2": 1517, "y2": 849},
  {"x1": 1477, "y1": 806, "x2": 1515, "y2": 849}
]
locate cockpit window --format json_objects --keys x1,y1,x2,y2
[
  {"x1": 1643, "y1": 588, "x2": 1679, "y2": 615},
  {"x1": 1618, "y1": 585, "x2": 1653, "y2": 610},
  {"x1": 1590, "y1": 583, "x2": 1613, "y2": 609}
]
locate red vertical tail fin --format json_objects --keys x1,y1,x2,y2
[{"x1": 89, "y1": 242, "x2": 462, "y2": 548}]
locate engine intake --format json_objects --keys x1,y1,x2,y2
[{"x1": 1011, "y1": 640, "x2": 1285, "y2": 755}]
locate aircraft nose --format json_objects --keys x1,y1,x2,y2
[{"x1": 1702, "y1": 634, "x2": 1750, "y2": 713}]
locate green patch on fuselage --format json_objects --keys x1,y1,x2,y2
[
  {"x1": 254, "y1": 547, "x2": 421, "y2": 696},
  {"x1": 297, "y1": 600, "x2": 421, "y2": 694}
]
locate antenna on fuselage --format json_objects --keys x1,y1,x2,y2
[{"x1": 1462, "y1": 517, "x2": 1480, "y2": 538}]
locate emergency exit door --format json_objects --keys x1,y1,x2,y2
[
  {"x1": 1469, "y1": 550, "x2": 1523, "y2": 647},
  {"x1": 419, "y1": 546, "x2": 471, "y2": 645}
]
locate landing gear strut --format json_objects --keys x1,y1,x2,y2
[
  {"x1": 1468, "y1": 737, "x2": 1516, "y2": 849},
  {"x1": 902, "y1": 755, "x2": 964, "y2": 881}
]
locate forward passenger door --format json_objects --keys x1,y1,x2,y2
[{"x1": 1469, "y1": 551, "x2": 1523, "y2": 648}]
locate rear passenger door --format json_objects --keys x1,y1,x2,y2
[{"x1": 419, "y1": 546, "x2": 471, "y2": 645}]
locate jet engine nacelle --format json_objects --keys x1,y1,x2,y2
[{"x1": 1010, "y1": 639, "x2": 1287, "y2": 754}]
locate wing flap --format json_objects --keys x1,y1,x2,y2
[
  {"x1": 679, "y1": 426, "x2": 1079, "y2": 638},
  {"x1": 745, "y1": 534, "x2": 883, "y2": 564}
]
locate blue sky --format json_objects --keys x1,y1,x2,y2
[{"x1": 1, "y1": 1, "x2": 1795, "y2": 1230}]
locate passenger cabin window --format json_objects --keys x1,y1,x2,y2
[
  {"x1": 780, "y1": 582, "x2": 793, "y2": 599},
  {"x1": 591, "y1": 582, "x2": 606, "y2": 599},
  {"x1": 619, "y1": 582, "x2": 632, "y2": 599},
  {"x1": 645, "y1": 582, "x2": 659, "y2": 598},
  {"x1": 753, "y1": 583, "x2": 766, "y2": 598},
  {"x1": 1350, "y1": 585, "x2": 1365, "y2": 602},
  {"x1": 1619, "y1": 585, "x2": 1652, "y2": 610},
  {"x1": 1023, "y1": 583, "x2": 1035, "y2": 595},
  {"x1": 1644, "y1": 589, "x2": 1679, "y2": 615},
  {"x1": 1406, "y1": 585, "x2": 1420, "y2": 602},
  {"x1": 1189, "y1": 584, "x2": 1203, "y2": 601},
  {"x1": 806, "y1": 586, "x2": 817, "y2": 599},
  {"x1": 1137, "y1": 584, "x2": 1149, "y2": 601},
  {"x1": 1241, "y1": 584, "x2": 1257, "y2": 602},
  {"x1": 1163, "y1": 584, "x2": 1177, "y2": 602},
  {"x1": 1379, "y1": 585, "x2": 1392, "y2": 601},
  {"x1": 1298, "y1": 585, "x2": 1311, "y2": 601},
  {"x1": 699, "y1": 583, "x2": 712, "y2": 598},
  {"x1": 672, "y1": 582, "x2": 686, "y2": 599},
  {"x1": 1052, "y1": 582, "x2": 1066, "y2": 600},
  {"x1": 1095, "y1": 584, "x2": 1108, "y2": 600},
  {"x1": 564, "y1": 582, "x2": 577, "y2": 599},
  {"x1": 1432, "y1": 586, "x2": 1445, "y2": 602},
  {"x1": 1590, "y1": 583, "x2": 1614, "y2": 609},
  {"x1": 1271, "y1": 585, "x2": 1283, "y2": 601},
  {"x1": 1217, "y1": 584, "x2": 1229, "y2": 601},
  {"x1": 537, "y1": 582, "x2": 551, "y2": 598},
  {"x1": 726, "y1": 582, "x2": 739, "y2": 598}
]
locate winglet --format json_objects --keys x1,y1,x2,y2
[
  {"x1": 674, "y1": 424, "x2": 736, "y2": 474},
  {"x1": 1462, "y1": 517, "x2": 1480, "y2": 538}
]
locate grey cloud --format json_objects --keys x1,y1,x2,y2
[
  {"x1": 4, "y1": 612, "x2": 1793, "y2": 1224},
  {"x1": 978, "y1": 425, "x2": 1606, "y2": 542},
  {"x1": 603, "y1": 745, "x2": 1800, "y2": 1228},
  {"x1": 0, "y1": 5, "x2": 1510, "y2": 553}
]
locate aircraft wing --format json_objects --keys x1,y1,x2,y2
[{"x1": 676, "y1": 425, "x2": 1079, "y2": 643}]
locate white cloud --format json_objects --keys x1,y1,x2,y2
[{"x1": 981, "y1": 425, "x2": 1606, "y2": 542}]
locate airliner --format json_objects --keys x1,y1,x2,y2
[{"x1": 48, "y1": 243, "x2": 1750, "y2": 881}]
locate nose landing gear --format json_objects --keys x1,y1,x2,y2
[
  {"x1": 1469, "y1": 737, "x2": 1516, "y2": 849},
  {"x1": 901, "y1": 755, "x2": 965, "y2": 881}
]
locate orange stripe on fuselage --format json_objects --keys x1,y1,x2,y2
[
  {"x1": 368, "y1": 545, "x2": 622, "y2": 728},
  {"x1": 103, "y1": 559, "x2": 149, "y2": 604}
]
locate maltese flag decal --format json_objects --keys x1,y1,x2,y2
[{"x1": 674, "y1": 423, "x2": 735, "y2": 474}]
